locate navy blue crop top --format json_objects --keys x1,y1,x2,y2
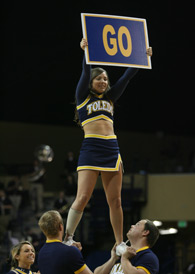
[
  {"x1": 77, "y1": 93, "x2": 114, "y2": 127},
  {"x1": 76, "y1": 56, "x2": 138, "y2": 127}
]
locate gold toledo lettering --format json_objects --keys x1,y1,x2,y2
[{"x1": 87, "y1": 100, "x2": 113, "y2": 115}]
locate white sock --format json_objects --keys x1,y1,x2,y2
[{"x1": 66, "y1": 208, "x2": 83, "y2": 236}]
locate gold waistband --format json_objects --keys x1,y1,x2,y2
[{"x1": 84, "y1": 134, "x2": 117, "y2": 139}]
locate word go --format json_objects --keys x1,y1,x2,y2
[{"x1": 102, "y1": 24, "x2": 132, "y2": 57}]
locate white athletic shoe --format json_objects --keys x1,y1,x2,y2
[
  {"x1": 63, "y1": 236, "x2": 74, "y2": 246},
  {"x1": 116, "y1": 242, "x2": 128, "y2": 256}
]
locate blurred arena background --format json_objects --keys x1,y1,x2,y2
[{"x1": 1, "y1": 1, "x2": 194, "y2": 273}]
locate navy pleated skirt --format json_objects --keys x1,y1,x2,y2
[{"x1": 77, "y1": 134, "x2": 122, "y2": 172}]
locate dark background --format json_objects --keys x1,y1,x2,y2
[
  {"x1": 1, "y1": 3, "x2": 195, "y2": 273},
  {"x1": 1, "y1": 1, "x2": 194, "y2": 136}
]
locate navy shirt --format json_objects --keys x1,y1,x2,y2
[
  {"x1": 77, "y1": 93, "x2": 114, "y2": 127},
  {"x1": 38, "y1": 240, "x2": 87, "y2": 274},
  {"x1": 110, "y1": 246, "x2": 159, "y2": 274}
]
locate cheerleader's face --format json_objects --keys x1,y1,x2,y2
[
  {"x1": 92, "y1": 72, "x2": 108, "y2": 94},
  {"x1": 15, "y1": 244, "x2": 35, "y2": 268}
]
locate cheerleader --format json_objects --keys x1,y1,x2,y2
[
  {"x1": 7, "y1": 241, "x2": 39, "y2": 274},
  {"x1": 64, "y1": 38, "x2": 152, "y2": 255}
]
